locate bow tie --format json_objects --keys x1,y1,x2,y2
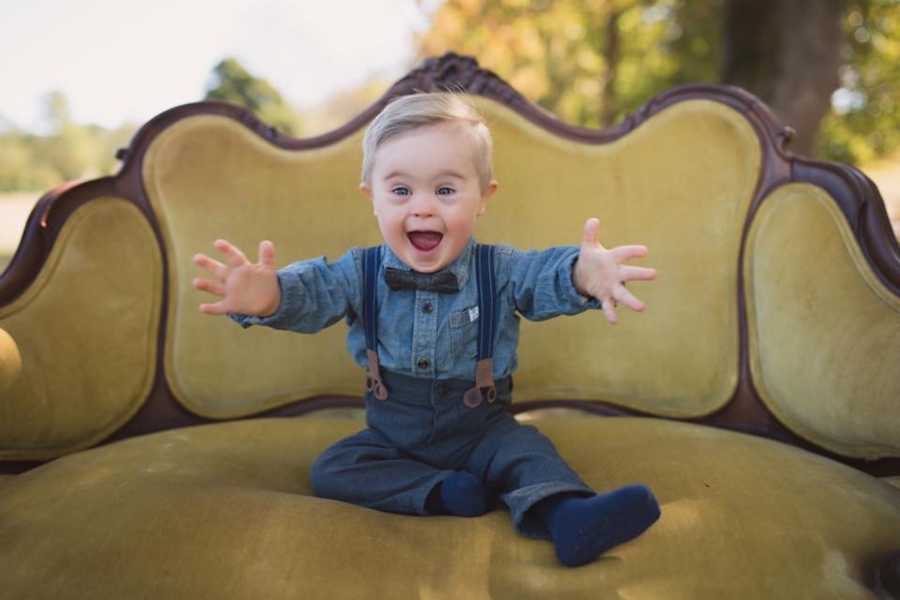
[{"x1": 384, "y1": 267, "x2": 460, "y2": 293}]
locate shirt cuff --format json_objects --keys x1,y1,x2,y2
[
  {"x1": 566, "y1": 255, "x2": 603, "y2": 310},
  {"x1": 228, "y1": 273, "x2": 288, "y2": 328}
]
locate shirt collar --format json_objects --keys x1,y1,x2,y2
[{"x1": 382, "y1": 237, "x2": 475, "y2": 290}]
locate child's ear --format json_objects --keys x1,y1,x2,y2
[
  {"x1": 477, "y1": 180, "x2": 498, "y2": 216},
  {"x1": 359, "y1": 183, "x2": 377, "y2": 214}
]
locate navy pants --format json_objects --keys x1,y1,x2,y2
[{"x1": 310, "y1": 370, "x2": 593, "y2": 539}]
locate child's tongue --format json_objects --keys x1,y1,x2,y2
[{"x1": 408, "y1": 231, "x2": 443, "y2": 252}]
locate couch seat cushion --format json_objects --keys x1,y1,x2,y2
[{"x1": 1, "y1": 416, "x2": 898, "y2": 599}]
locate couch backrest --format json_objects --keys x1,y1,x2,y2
[
  {"x1": 147, "y1": 97, "x2": 758, "y2": 421},
  {"x1": 1, "y1": 54, "x2": 898, "y2": 470}
]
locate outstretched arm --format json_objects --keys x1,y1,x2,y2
[
  {"x1": 194, "y1": 239, "x2": 360, "y2": 333},
  {"x1": 573, "y1": 218, "x2": 657, "y2": 324},
  {"x1": 193, "y1": 239, "x2": 280, "y2": 316}
]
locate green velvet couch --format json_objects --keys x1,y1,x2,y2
[{"x1": 1, "y1": 53, "x2": 898, "y2": 599}]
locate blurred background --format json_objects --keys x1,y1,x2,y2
[{"x1": 2, "y1": 0, "x2": 898, "y2": 271}]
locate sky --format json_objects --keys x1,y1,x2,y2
[{"x1": 1, "y1": 0, "x2": 433, "y2": 132}]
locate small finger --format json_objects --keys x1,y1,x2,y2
[
  {"x1": 602, "y1": 298, "x2": 619, "y2": 325},
  {"x1": 193, "y1": 277, "x2": 225, "y2": 296},
  {"x1": 611, "y1": 245, "x2": 648, "y2": 262},
  {"x1": 258, "y1": 240, "x2": 276, "y2": 268},
  {"x1": 214, "y1": 239, "x2": 249, "y2": 269},
  {"x1": 193, "y1": 253, "x2": 228, "y2": 279},
  {"x1": 199, "y1": 301, "x2": 230, "y2": 316},
  {"x1": 616, "y1": 287, "x2": 646, "y2": 312},
  {"x1": 581, "y1": 218, "x2": 600, "y2": 247},
  {"x1": 620, "y1": 265, "x2": 657, "y2": 282}
]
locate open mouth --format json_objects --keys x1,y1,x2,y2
[{"x1": 407, "y1": 231, "x2": 443, "y2": 252}]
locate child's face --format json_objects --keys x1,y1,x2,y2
[{"x1": 361, "y1": 121, "x2": 497, "y2": 273}]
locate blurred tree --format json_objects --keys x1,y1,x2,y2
[
  {"x1": 721, "y1": 0, "x2": 844, "y2": 156},
  {"x1": 0, "y1": 91, "x2": 138, "y2": 192},
  {"x1": 416, "y1": 0, "x2": 899, "y2": 162},
  {"x1": 43, "y1": 91, "x2": 73, "y2": 131},
  {"x1": 416, "y1": 0, "x2": 724, "y2": 127},
  {"x1": 0, "y1": 134, "x2": 58, "y2": 191},
  {"x1": 205, "y1": 57, "x2": 303, "y2": 136},
  {"x1": 817, "y1": 0, "x2": 900, "y2": 163},
  {"x1": 39, "y1": 91, "x2": 99, "y2": 181}
]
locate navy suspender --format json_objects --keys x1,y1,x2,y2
[
  {"x1": 361, "y1": 244, "x2": 497, "y2": 407},
  {"x1": 362, "y1": 246, "x2": 388, "y2": 400},
  {"x1": 463, "y1": 244, "x2": 497, "y2": 407}
]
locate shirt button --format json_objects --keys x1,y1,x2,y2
[
  {"x1": 417, "y1": 358, "x2": 430, "y2": 370},
  {"x1": 422, "y1": 302, "x2": 433, "y2": 314}
]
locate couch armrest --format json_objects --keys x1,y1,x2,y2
[
  {"x1": 0, "y1": 327, "x2": 21, "y2": 394},
  {"x1": 0, "y1": 196, "x2": 162, "y2": 461}
]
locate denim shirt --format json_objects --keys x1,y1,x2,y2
[{"x1": 231, "y1": 237, "x2": 601, "y2": 380}]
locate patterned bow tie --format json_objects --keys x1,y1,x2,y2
[{"x1": 384, "y1": 267, "x2": 460, "y2": 293}]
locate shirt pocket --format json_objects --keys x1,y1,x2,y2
[{"x1": 449, "y1": 305, "x2": 479, "y2": 359}]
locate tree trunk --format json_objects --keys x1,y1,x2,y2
[
  {"x1": 721, "y1": 0, "x2": 844, "y2": 157},
  {"x1": 600, "y1": 6, "x2": 621, "y2": 128}
]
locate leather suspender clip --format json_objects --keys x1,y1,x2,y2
[
  {"x1": 463, "y1": 245, "x2": 497, "y2": 408},
  {"x1": 362, "y1": 246, "x2": 389, "y2": 400},
  {"x1": 365, "y1": 349, "x2": 389, "y2": 401},
  {"x1": 463, "y1": 358, "x2": 496, "y2": 408}
]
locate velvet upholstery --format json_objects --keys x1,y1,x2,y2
[
  {"x1": 0, "y1": 198, "x2": 162, "y2": 460},
  {"x1": 145, "y1": 118, "x2": 371, "y2": 418},
  {"x1": 745, "y1": 183, "x2": 900, "y2": 458},
  {"x1": 148, "y1": 99, "x2": 756, "y2": 419},
  {"x1": 1, "y1": 416, "x2": 897, "y2": 599},
  {"x1": 1, "y1": 70, "x2": 898, "y2": 599}
]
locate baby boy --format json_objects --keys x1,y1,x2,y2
[{"x1": 192, "y1": 93, "x2": 660, "y2": 567}]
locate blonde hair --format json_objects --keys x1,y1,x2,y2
[{"x1": 361, "y1": 93, "x2": 494, "y2": 190}]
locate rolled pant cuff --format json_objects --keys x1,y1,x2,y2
[{"x1": 505, "y1": 482, "x2": 594, "y2": 539}]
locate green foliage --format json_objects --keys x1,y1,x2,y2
[
  {"x1": 205, "y1": 57, "x2": 303, "y2": 136},
  {"x1": 816, "y1": 0, "x2": 900, "y2": 163},
  {"x1": 0, "y1": 58, "x2": 304, "y2": 192},
  {"x1": 417, "y1": 0, "x2": 898, "y2": 164},
  {"x1": 0, "y1": 134, "x2": 59, "y2": 191},
  {"x1": 417, "y1": 0, "x2": 723, "y2": 127},
  {"x1": 0, "y1": 92, "x2": 137, "y2": 192}
]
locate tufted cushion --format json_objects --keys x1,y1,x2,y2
[
  {"x1": 146, "y1": 98, "x2": 758, "y2": 419},
  {"x1": 2, "y1": 415, "x2": 897, "y2": 599}
]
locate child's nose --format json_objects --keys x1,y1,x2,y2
[{"x1": 409, "y1": 193, "x2": 436, "y2": 217}]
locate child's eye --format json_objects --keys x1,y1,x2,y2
[
  {"x1": 391, "y1": 186, "x2": 410, "y2": 196},
  {"x1": 436, "y1": 186, "x2": 455, "y2": 196}
]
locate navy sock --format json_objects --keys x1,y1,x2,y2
[
  {"x1": 536, "y1": 485, "x2": 661, "y2": 567},
  {"x1": 427, "y1": 471, "x2": 490, "y2": 517}
]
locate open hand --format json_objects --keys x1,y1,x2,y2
[
  {"x1": 573, "y1": 218, "x2": 656, "y2": 324},
  {"x1": 192, "y1": 239, "x2": 280, "y2": 316}
]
